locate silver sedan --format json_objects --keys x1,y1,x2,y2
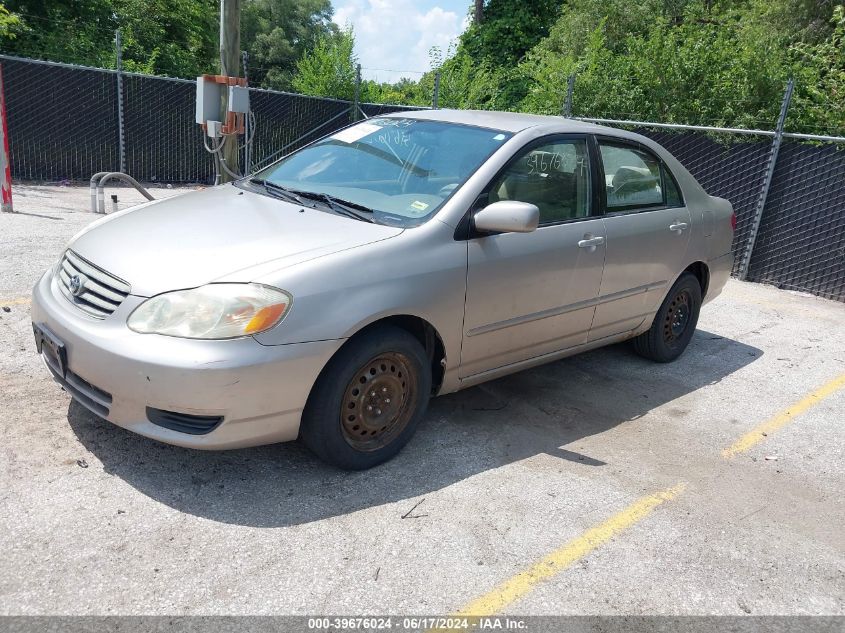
[{"x1": 31, "y1": 110, "x2": 735, "y2": 469}]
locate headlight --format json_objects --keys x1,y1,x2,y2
[{"x1": 127, "y1": 284, "x2": 292, "y2": 339}]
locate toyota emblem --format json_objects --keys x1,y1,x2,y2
[{"x1": 69, "y1": 274, "x2": 85, "y2": 297}]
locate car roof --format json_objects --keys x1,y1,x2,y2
[
  {"x1": 381, "y1": 108, "x2": 707, "y2": 199},
  {"x1": 381, "y1": 108, "x2": 612, "y2": 134}
]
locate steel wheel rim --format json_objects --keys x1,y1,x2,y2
[
  {"x1": 663, "y1": 289, "x2": 692, "y2": 348},
  {"x1": 340, "y1": 352, "x2": 418, "y2": 452}
]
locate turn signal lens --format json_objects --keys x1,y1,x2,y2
[
  {"x1": 730, "y1": 211, "x2": 737, "y2": 232},
  {"x1": 128, "y1": 284, "x2": 292, "y2": 339},
  {"x1": 245, "y1": 303, "x2": 288, "y2": 334}
]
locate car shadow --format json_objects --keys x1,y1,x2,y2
[{"x1": 67, "y1": 329, "x2": 761, "y2": 527}]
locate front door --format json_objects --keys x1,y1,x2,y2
[
  {"x1": 588, "y1": 138, "x2": 692, "y2": 341},
  {"x1": 460, "y1": 136, "x2": 606, "y2": 378}
]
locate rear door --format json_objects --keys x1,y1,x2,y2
[
  {"x1": 460, "y1": 135, "x2": 607, "y2": 378},
  {"x1": 587, "y1": 137, "x2": 691, "y2": 342}
]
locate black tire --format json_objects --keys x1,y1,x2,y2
[
  {"x1": 300, "y1": 325, "x2": 432, "y2": 470},
  {"x1": 633, "y1": 272, "x2": 702, "y2": 363}
]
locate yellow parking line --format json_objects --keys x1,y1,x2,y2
[
  {"x1": 440, "y1": 374, "x2": 844, "y2": 621},
  {"x1": 722, "y1": 372, "x2": 845, "y2": 458},
  {"x1": 453, "y1": 484, "x2": 685, "y2": 617},
  {"x1": 1, "y1": 296, "x2": 31, "y2": 306}
]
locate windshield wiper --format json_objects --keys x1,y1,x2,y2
[
  {"x1": 289, "y1": 190, "x2": 376, "y2": 223},
  {"x1": 249, "y1": 178, "x2": 305, "y2": 205},
  {"x1": 249, "y1": 179, "x2": 376, "y2": 223}
]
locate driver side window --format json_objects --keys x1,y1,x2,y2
[{"x1": 489, "y1": 138, "x2": 591, "y2": 225}]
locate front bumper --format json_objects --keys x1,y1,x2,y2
[{"x1": 31, "y1": 269, "x2": 344, "y2": 449}]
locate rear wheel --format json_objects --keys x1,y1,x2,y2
[
  {"x1": 300, "y1": 325, "x2": 431, "y2": 470},
  {"x1": 633, "y1": 272, "x2": 702, "y2": 363}
]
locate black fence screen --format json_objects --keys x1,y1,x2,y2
[
  {"x1": 634, "y1": 129, "x2": 773, "y2": 276},
  {"x1": 631, "y1": 128, "x2": 845, "y2": 302},
  {"x1": 1, "y1": 55, "x2": 843, "y2": 302},
  {"x1": 0, "y1": 55, "x2": 422, "y2": 184},
  {"x1": 122, "y1": 74, "x2": 207, "y2": 183},
  {"x1": 1, "y1": 56, "x2": 120, "y2": 182},
  {"x1": 747, "y1": 141, "x2": 845, "y2": 301}
]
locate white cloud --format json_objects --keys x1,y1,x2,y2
[{"x1": 332, "y1": 1, "x2": 467, "y2": 83}]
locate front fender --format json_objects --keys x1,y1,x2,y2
[{"x1": 251, "y1": 222, "x2": 468, "y2": 388}]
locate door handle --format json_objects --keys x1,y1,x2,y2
[
  {"x1": 669, "y1": 222, "x2": 689, "y2": 233},
  {"x1": 578, "y1": 236, "x2": 605, "y2": 249}
]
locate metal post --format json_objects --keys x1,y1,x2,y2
[
  {"x1": 241, "y1": 49, "x2": 251, "y2": 175},
  {"x1": 115, "y1": 29, "x2": 126, "y2": 174},
  {"x1": 563, "y1": 74, "x2": 575, "y2": 117},
  {"x1": 737, "y1": 78, "x2": 794, "y2": 281},
  {"x1": 351, "y1": 64, "x2": 361, "y2": 123},
  {"x1": 433, "y1": 71, "x2": 441, "y2": 110},
  {"x1": 0, "y1": 63, "x2": 13, "y2": 212}
]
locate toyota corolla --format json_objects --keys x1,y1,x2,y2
[{"x1": 32, "y1": 110, "x2": 735, "y2": 469}]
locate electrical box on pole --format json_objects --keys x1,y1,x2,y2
[
  {"x1": 196, "y1": 74, "x2": 248, "y2": 134},
  {"x1": 227, "y1": 85, "x2": 250, "y2": 114},
  {"x1": 196, "y1": 73, "x2": 250, "y2": 183}
]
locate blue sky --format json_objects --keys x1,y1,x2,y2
[{"x1": 331, "y1": 1, "x2": 472, "y2": 82}]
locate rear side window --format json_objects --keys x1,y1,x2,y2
[
  {"x1": 663, "y1": 167, "x2": 684, "y2": 207},
  {"x1": 599, "y1": 144, "x2": 663, "y2": 209}
]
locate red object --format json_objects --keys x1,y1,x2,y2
[
  {"x1": 730, "y1": 210, "x2": 737, "y2": 232},
  {"x1": 0, "y1": 63, "x2": 12, "y2": 213}
]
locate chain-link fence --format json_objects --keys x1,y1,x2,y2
[
  {"x1": 748, "y1": 139, "x2": 845, "y2": 300},
  {"x1": 1, "y1": 54, "x2": 842, "y2": 302},
  {"x1": 0, "y1": 54, "x2": 421, "y2": 183},
  {"x1": 121, "y1": 73, "x2": 206, "y2": 182},
  {"x1": 579, "y1": 121, "x2": 845, "y2": 302},
  {"x1": 1, "y1": 56, "x2": 121, "y2": 182},
  {"x1": 624, "y1": 129, "x2": 773, "y2": 277}
]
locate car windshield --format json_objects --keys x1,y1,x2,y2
[{"x1": 253, "y1": 118, "x2": 512, "y2": 227}]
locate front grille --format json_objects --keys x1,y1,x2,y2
[
  {"x1": 57, "y1": 250, "x2": 130, "y2": 318},
  {"x1": 146, "y1": 408, "x2": 224, "y2": 435}
]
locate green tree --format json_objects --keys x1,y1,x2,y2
[
  {"x1": 361, "y1": 77, "x2": 428, "y2": 106},
  {"x1": 461, "y1": 0, "x2": 562, "y2": 68},
  {"x1": 242, "y1": 0, "x2": 337, "y2": 91},
  {"x1": 750, "y1": 0, "x2": 842, "y2": 45},
  {"x1": 2, "y1": 0, "x2": 217, "y2": 76},
  {"x1": 516, "y1": 0, "x2": 844, "y2": 133},
  {"x1": 2, "y1": 0, "x2": 118, "y2": 68},
  {"x1": 114, "y1": 0, "x2": 218, "y2": 77},
  {"x1": 292, "y1": 27, "x2": 356, "y2": 100},
  {"x1": 0, "y1": 2, "x2": 22, "y2": 41},
  {"x1": 788, "y1": 5, "x2": 845, "y2": 134},
  {"x1": 2, "y1": 0, "x2": 337, "y2": 82}
]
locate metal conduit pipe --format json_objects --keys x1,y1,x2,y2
[
  {"x1": 94, "y1": 172, "x2": 155, "y2": 214},
  {"x1": 89, "y1": 172, "x2": 111, "y2": 213}
]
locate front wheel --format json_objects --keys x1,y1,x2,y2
[
  {"x1": 300, "y1": 325, "x2": 432, "y2": 470},
  {"x1": 633, "y1": 272, "x2": 702, "y2": 363}
]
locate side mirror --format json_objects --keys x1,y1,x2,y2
[{"x1": 473, "y1": 200, "x2": 540, "y2": 234}]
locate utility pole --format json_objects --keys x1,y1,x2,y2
[
  {"x1": 219, "y1": 0, "x2": 240, "y2": 182},
  {"x1": 475, "y1": 0, "x2": 483, "y2": 23}
]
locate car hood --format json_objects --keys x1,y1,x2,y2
[{"x1": 69, "y1": 184, "x2": 403, "y2": 297}]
